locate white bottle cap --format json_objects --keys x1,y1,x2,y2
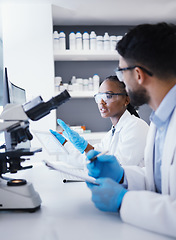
[{"x1": 117, "y1": 36, "x2": 123, "y2": 41}]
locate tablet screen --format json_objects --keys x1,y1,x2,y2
[{"x1": 33, "y1": 130, "x2": 69, "y2": 155}]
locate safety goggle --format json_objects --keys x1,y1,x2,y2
[
  {"x1": 114, "y1": 66, "x2": 153, "y2": 82},
  {"x1": 94, "y1": 92, "x2": 127, "y2": 104}
]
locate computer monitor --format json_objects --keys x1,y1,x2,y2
[
  {"x1": 2, "y1": 68, "x2": 30, "y2": 149},
  {"x1": 3, "y1": 68, "x2": 26, "y2": 106},
  {"x1": 0, "y1": 32, "x2": 4, "y2": 146}
]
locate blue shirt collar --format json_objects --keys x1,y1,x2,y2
[{"x1": 150, "y1": 84, "x2": 176, "y2": 128}]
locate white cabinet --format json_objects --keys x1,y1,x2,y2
[
  {"x1": 65, "y1": 91, "x2": 96, "y2": 98},
  {"x1": 54, "y1": 50, "x2": 119, "y2": 61},
  {"x1": 53, "y1": 26, "x2": 124, "y2": 132},
  {"x1": 54, "y1": 50, "x2": 119, "y2": 98}
]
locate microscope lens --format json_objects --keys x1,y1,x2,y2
[{"x1": 7, "y1": 179, "x2": 27, "y2": 186}]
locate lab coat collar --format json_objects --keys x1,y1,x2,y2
[
  {"x1": 162, "y1": 108, "x2": 176, "y2": 194},
  {"x1": 112, "y1": 110, "x2": 131, "y2": 133},
  {"x1": 150, "y1": 84, "x2": 176, "y2": 128}
]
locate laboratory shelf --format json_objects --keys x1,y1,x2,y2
[
  {"x1": 56, "y1": 91, "x2": 96, "y2": 98},
  {"x1": 54, "y1": 50, "x2": 119, "y2": 61}
]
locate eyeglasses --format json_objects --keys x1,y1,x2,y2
[
  {"x1": 114, "y1": 65, "x2": 153, "y2": 82},
  {"x1": 94, "y1": 92, "x2": 127, "y2": 104}
]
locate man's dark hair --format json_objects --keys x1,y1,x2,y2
[{"x1": 116, "y1": 22, "x2": 176, "y2": 79}]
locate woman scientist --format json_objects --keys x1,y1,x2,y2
[{"x1": 50, "y1": 75, "x2": 149, "y2": 167}]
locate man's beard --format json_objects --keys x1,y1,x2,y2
[{"x1": 128, "y1": 88, "x2": 150, "y2": 107}]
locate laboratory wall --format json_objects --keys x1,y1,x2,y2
[{"x1": 2, "y1": 3, "x2": 56, "y2": 135}]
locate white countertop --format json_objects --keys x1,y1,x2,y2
[{"x1": 0, "y1": 158, "x2": 172, "y2": 240}]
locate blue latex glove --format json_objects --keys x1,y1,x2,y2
[
  {"x1": 49, "y1": 129, "x2": 66, "y2": 145},
  {"x1": 87, "y1": 150, "x2": 124, "y2": 183},
  {"x1": 87, "y1": 178, "x2": 128, "y2": 212},
  {"x1": 57, "y1": 119, "x2": 88, "y2": 154}
]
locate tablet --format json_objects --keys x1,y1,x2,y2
[{"x1": 33, "y1": 130, "x2": 69, "y2": 155}]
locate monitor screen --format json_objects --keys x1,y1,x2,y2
[
  {"x1": 2, "y1": 68, "x2": 30, "y2": 149},
  {"x1": 0, "y1": 22, "x2": 3, "y2": 106},
  {"x1": 3, "y1": 68, "x2": 26, "y2": 106},
  {"x1": 10, "y1": 82, "x2": 26, "y2": 105}
]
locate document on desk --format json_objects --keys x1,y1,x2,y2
[{"x1": 44, "y1": 160, "x2": 99, "y2": 185}]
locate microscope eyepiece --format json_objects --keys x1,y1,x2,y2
[{"x1": 23, "y1": 90, "x2": 71, "y2": 121}]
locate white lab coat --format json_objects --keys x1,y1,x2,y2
[
  {"x1": 94, "y1": 110, "x2": 149, "y2": 166},
  {"x1": 63, "y1": 110, "x2": 149, "y2": 168},
  {"x1": 120, "y1": 107, "x2": 176, "y2": 238}
]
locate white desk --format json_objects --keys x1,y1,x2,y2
[{"x1": 0, "y1": 159, "x2": 173, "y2": 240}]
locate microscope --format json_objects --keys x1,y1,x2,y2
[{"x1": 0, "y1": 90, "x2": 71, "y2": 211}]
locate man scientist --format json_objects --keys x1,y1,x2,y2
[{"x1": 86, "y1": 22, "x2": 176, "y2": 238}]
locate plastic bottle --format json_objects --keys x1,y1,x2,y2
[
  {"x1": 71, "y1": 76, "x2": 76, "y2": 85},
  {"x1": 53, "y1": 31, "x2": 60, "y2": 51},
  {"x1": 69, "y1": 32, "x2": 76, "y2": 50},
  {"x1": 83, "y1": 32, "x2": 90, "y2": 50},
  {"x1": 76, "y1": 32, "x2": 83, "y2": 50},
  {"x1": 96, "y1": 36, "x2": 103, "y2": 51},
  {"x1": 71, "y1": 76, "x2": 77, "y2": 92},
  {"x1": 68, "y1": 81, "x2": 73, "y2": 91},
  {"x1": 93, "y1": 74, "x2": 100, "y2": 91},
  {"x1": 55, "y1": 76, "x2": 62, "y2": 86},
  {"x1": 54, "y1": 76, "x2": 62, "y2": 92},
  {"x1": 88, "y1": 77, "x2": 93, "y2": 91},
  {"x1": 59, "y1": 31, "x2": 66, "y2": 50},
  {"x1": 83, "y1": 79, "x2": 89, "y2": 91},
  {"x1": 104, "y1": 32, "x2": 110, "y2": 51},
  {"x1": 90, "y1": 31, "x2": 96, "y2": 51},
  {"x1": 110, "y1": 35, "x2": 117, "y2": 51},
  {"x1": 59, "y1": 80, "x2": 65, "y2": 92},
  {"x1": 76, "y1": 78, "x2": 83, "y2": 91},
  {"x1": 116, "y1": 35, "x2": 123, "y2": 43}
]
